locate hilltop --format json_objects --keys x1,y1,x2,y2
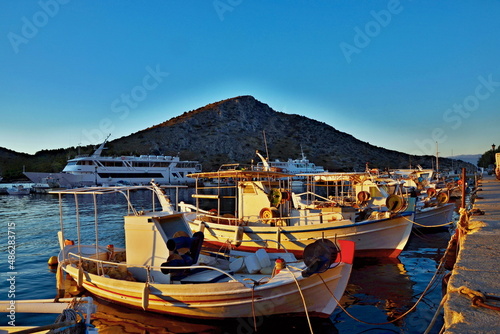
[
  {"x1": 104, "y1": 95, "x2": 470, "y2": 172},
  {"x1": 1, "y1": 95, "x2": 475, "y2": 180}
]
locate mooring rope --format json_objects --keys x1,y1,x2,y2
[
  {"x1": 401, "y1": 214, "x2": 454, "y2": 229},
  {"x1": 285, "y1": 268, "x2": 314, "y2": 334},
  {"x1": 319, "y1": 236, "x2": 453, "y2": 327},
  {"x1": 447, "y1": 286, "x2": 500, "y2": 312}
]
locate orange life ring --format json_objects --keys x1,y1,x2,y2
[
  {"x1": 260, "y1": 207, "x2": 280, "y2": 224},
  {"x1": 426, "y1": 188, "x2": 437, "y2": 198},
  {"x1": 437, "y1": 192, "x2": 450, "y2": 204},
  {"x1": 357, "y1": 191, "x2": 371, "y2": 203}
]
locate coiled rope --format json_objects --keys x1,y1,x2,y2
[
  {"x1": 448, "y1": 286, "x2": 500, "y2": 312},
  {"x1": 38, "y1": 307, "x2": 86, "y2": 334}
]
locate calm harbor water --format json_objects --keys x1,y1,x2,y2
[{"x1": 0, "y1": 188, "x2": 452, "y2": 333}]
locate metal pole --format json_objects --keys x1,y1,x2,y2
[
  {"x1": 58, "y1": 193, "x2": 65, "y2": 250},
  {"x1": 74, "y1": 193, "x2": 81, "y2": 256},
  {"x1": 461, "y1": 167, "x2": 466, "y2": 209},
  {"x1": 93, "y1": 193, "x2": 100, "y2": 275}
]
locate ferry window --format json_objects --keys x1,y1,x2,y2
[{"x1": 67, "y1": 162, "x2": 77, "y2": 166}]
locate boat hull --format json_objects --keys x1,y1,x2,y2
[
  {"x1": 61, "y1": 258, "x2": 352, "y2": 319},
  {"x1": 414, "y1": 203, "x2": 455, "y2": 229},
  {"x1": 187, "y1": 213, "x2": 413, "y2": 258},
  {"x1": 24, "y1": 170, "x2": 196, "y2": 187}
]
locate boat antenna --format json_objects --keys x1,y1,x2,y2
[
  {"x1": 436, "y1": 141, "x2": 439, "y2": 174},
  {"x1": 262, "y1": 130, "x2": 269, "y2": 160},
  {"x1": 300, "y1": 144, "x2": 306, "y2": 160}
]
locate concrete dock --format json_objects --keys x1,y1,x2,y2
[{"x1": 444, "y1": 174, "x2": 500, "y2": 333}]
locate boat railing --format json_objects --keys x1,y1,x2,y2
[
  {"x1": 192, "y1": 209, "x2": 350, "y2": 228},
  {"x1": 230, "y1": 238, "x2": 292, "y2": 253},
  {"x1": 294, "y1": 191, "x2": 355, "y2": 206},
  {"x1": 66, "y1": 251, "x2": 242, "y2": 284}
]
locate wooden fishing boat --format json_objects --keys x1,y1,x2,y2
[
  {"x1": 52, "y1": 183, "x2": 353, "y2": 319},
  {"x1": 181, "y1": 171, "x2": 414, "y2": 258},
  {"x1": 356, "y1": 173, "x2": 455, "y2": 230}
]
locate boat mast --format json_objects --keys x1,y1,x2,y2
[
  {"x1": 262, "y1": 130, "x2": 270, "y2": 160},
  {"x1": 436, "y1": 141, "x2": 439, "y2": 175}
]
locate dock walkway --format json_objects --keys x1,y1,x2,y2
[{"x1": 444, "y1": 175, "x2": 500, "y2": 333}]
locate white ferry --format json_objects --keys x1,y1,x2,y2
[
  {"x1": 24, "y1": 139, "x2": 202, "y2": 188},
  {"x1": 255, "y1": 151, "x2": 326, "y2": 176}
]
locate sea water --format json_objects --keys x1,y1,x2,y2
[{"x1": 0, "y1": 190, "x2": 450, "y2": 333}]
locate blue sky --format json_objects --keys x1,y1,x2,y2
[{"x1": 1, "y1": 1, "x2": 499, "y2": 158}]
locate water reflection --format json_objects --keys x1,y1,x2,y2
[
  {"x1": 91, "y1": 296, "x2": 339, "y2": 334},
  {"x1": 331, "y1": 231, "x2": 449, "y2": 333},
  {"x1": 333, "y1": 257, "x2": 413, "y2": 331}
]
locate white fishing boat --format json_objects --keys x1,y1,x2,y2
[
  {"x1": 360, "y1": 174, "x2": 455, "y2": 230},
  {"x1": 6, "y1": 184, "x2": 30, "y2": 195},
  {"x1": 413, "y1": 202, "x2": 455, "y2": 229},
  {"x1": 411, "y1": 190, "x2": 456, "y2": 229},
  {"x1": 181, "y1": 170, "x2": 414, "y2": 258},
  {"x1": 254, "y1": 151, "x2": 326, "y2": 177},
  {"x1": 24, "y1": 136, "x2": 202, "y2": 188},
  {"x1": 389, "y1": 167, "x2": 438, "y2": 190},
  {"x1": 52, "y1": 183, "x2": 354, "y2": 320}
]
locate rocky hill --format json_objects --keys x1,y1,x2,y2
[
  {"x1": 1, "y1": 95, "x2": 475, "y2": 180},
  {"x1": 104, "y1": 95, "x2": 471, "y2": 172}
]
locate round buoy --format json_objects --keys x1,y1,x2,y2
[
  {"x1": 273, "y1": 258, "x2": 286, "y2": 275},
  {"x1": 386, "y1": 195, "x2": 405, "y2": 213},
  {"x1": 437, "y1": 192, "x2": 450, "y2": 204},
  {"x1": 357, "y1": 190, "x2": 371, "y2": 203},
  {"x1": 64, "y1": 239, "x2": 74, "y2": 246},
  {"x1": 268, "y1": 189, "x2": 282, "y2": 207},
  {"x1": 260, "y1": 207, "x2": 280, "y2": 223},
  {"x1": 47, "y1": 256, "x2": 58, "y2": 266}
]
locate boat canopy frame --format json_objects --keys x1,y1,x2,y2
[{"x1": 50, "y1": 184, "x2": 187, "y2": 260}]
